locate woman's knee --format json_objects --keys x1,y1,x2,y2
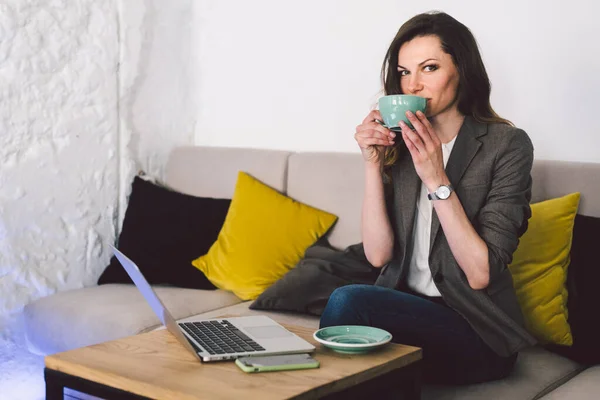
[
  {"x1": 320, "y1": 284, "x2": 373, "y2": 328},
  {"x1": 329, "y1": 284, "x2": 370, "y2": 305}
]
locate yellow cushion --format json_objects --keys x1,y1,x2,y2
[
  {"x1": 509, "y1": 192, "x2": 580, "y2": 346},
  {"x1": 192, "y1": 171, "x2": 338, "y2": 300}
]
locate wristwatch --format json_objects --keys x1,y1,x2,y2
[{"x1": 428, "y1": 184, "x2": 454, "y2": 200}]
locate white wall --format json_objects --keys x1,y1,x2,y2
[
  {"x1": 120, "y1": 0, "x2": 197, "y2": 182},
  {"x1": 0, "y1": 0, "x2": 120, "y2": 340},
  {"x1": 194, "y1": 0, "x2": 600, "y2": 163},
  {"x1": 0, "y1": 1, "x2": 118, "y2": 396},
  {"x1": 0, "y1": 0, "x2": 196, "y2": 397},
  {"x1": 0, "y1": 0, "x2": 197, "y2": 336}
]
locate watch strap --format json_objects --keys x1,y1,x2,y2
[
  {"x1": 427, "y1": 191, "x2": 440, "y2": 200},
  {"x1": 427, "y1": 184, "x2": 454, "y2": 200}
]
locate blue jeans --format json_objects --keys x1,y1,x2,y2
[{"x1": 320, "y1": 284, "x2": 517, "y2": 385}]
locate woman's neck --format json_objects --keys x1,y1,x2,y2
[{"x1": 430, "y1": 106, "x2": 465, "y2": 144}]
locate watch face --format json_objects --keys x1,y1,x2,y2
[{"x1": 437, "y1": 185, "x2": 451, "y2": 199}]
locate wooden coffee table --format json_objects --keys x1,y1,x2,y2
[{"x1": 45, "y1": 323, "x2": 422, "y2": 399}]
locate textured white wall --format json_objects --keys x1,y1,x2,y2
[
  {"x1": 0, "y1": 0, "x2": 119, "y2": 339},
  {"x1": 120, "y1": 0, "x2": 197, "y2": 183},
  {"x1": 194, "y1": 0, "x2": 600, "y2": 163},
  {"x1": 1, "y1": 0, "x2": 196, "y2": 397},
  {"x1": 0, "y1": 0, "x2": 196, "y2": 339}
]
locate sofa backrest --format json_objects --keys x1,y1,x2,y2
[
  {"x1": 166, "y1": 146, "x2": 600, "y2": 250},
  {"x1": 165, "y1": 146, "x2": 291, "y2": 198},
  {"x1": 287, "y1": 152, "x2": 365, "y2": 250},
  {"x1": 531, "y1": 160, "x2": 600, "y2": 217},
  {"x1": 287, "y1": 155, "x2": 600, "y2": 249}
]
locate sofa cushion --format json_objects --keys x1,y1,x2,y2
[
  {"x1": 508, "y1": 192, "x2": 580, "y2": 346},
  {"x1": 98, "y1": 176, "x2": 229, "y2": 290},
  {"x1": 568, "y1": 214, "x2": 600, "y2": 345},
  {"x1": 250, "y1": 241, "x2": 378, "y2": 315},
  {"x1": 23, "y1": 284, "x2": 241, "y2": 355},
  {"x1": 531, "y1": 160, "x2": 600, "y2": 217},
  {"x1": 175, "y1": 300, "x2": 321, "y2": 330},
  {"x1": 165, "y1": 146, "x2": 292, "y2": 198},
  {"x1": 192, "y1": 171, "x2": 337, "y2": 301},
  {"x1": 538, "y1": 366, "x2": 600, "y2": 399},
  {"x1": 287, "y1": 152, "x2": 365, "y2": 250},
  {"x1": 546, "y1": 214, "x2": 600, "y2": 364},
  {"x1": 422, "y1": 346, "x2": 585, "y2": 400}
]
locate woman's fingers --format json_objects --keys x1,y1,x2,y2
[
  {"x1": 359, "y1": 110, "x2": 396, "y2": 140},
  {"x1": 404, "y1": 111, "x2": 434, "y2": 148},
  {"x1": 356, "y1": 123, "x2": 395, "y2": 141},
  {"x1": 355, "y1": 112, "x2": 396, "y2": 164},
  {"x1": 355, "y1": 129, "x2": 392, "y2": 141},
  {"x1": 402, "y1": 130, "x2": 418, "y2": 157},
  {"x1": 363, "y1": 138, "x2": 395, "y2": 146},
  {"x1": 362, "y1": 109, "x2": 383, "y2": 125},
  {"x1": 416, "y1": 111, "x2": 441, "y2": 146},
  {"x1": 399, "y1": 121, "x2": 425, "y2": 153},
  {"x1": 355, "y1": 131, "x2": 395, "y2": 147}
]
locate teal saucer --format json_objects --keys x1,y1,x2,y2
[{"x1": 313, "y1": 326, "x2": 393, "y2": 354}]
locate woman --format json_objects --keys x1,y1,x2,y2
[{"x1": 320, "y1": 11, "x2": 536, "y2": 385}]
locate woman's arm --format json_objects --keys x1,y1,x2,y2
[
  {"x1": 465, "y1": 130, "x2": 534, "y2": 286},
  {"x1": 354, "y1": 110, "x2": 396, "y2": 268},
  {"x1": 361, "y1": 162, "x2": 395, "y2": 267},
  {"x1": 430, "y1": 130, "x2": 534, "y2": 289},
  {"x1": 427, "y1": 179, "x2": 491, "y2": 289},
  {"x1": 401, "y1": 112, "x2": 534, "y2": 290}
]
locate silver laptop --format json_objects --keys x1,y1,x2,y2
[{"x1": 111, "y1": 246, "x2": 315, "y2": 362}]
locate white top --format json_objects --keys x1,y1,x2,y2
[{"x1": 406, "y1": 136, "x2": 457, "y2": 296}]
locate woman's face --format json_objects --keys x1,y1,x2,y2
[{"x1": 397, "y1": 35, "x2": 460, "y2": 118}]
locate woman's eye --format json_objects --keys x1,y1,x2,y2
[
  {"x1": 398, "y1": 70, "x2": 409, "y2": 77},
  {"x1": 424, "y1": 64, "x2": 439, "y2": 72}
]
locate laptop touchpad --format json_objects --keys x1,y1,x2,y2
[{"x1": 245, "y1": 326, "x2": 293, "y2": 339}]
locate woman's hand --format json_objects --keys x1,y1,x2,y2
[
  {"x1": 399, "y1": 110, "x2": 448, "y2": 189},
  {"x1": 354, "y1": 110, "x2": 396, "y2": 164}
]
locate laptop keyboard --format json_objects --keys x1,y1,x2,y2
[{"x1": 180, "y1": 320, "x2": 265, "y2": 355}]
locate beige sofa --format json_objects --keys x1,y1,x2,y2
[{"x1": 24, "y1": 146, "x2": 600, "y2": 399}]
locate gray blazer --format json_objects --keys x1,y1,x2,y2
[{"x1": 375, "y1": 116, "x2": 537, "y2": 357}]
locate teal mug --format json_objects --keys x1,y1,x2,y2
[{"x1": 378, "y1": 95, "x2": 427, "y2": 131}]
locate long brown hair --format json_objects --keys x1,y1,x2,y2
[{"x1": 379, "y1": 11, "x2": 512, "y2": 175}]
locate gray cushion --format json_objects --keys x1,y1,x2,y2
[
  {"x1": 539, "y1": 366, "x2": 600, "y2": 399},
  {"x1": 250, "y1": 242, "x2": 378, "y2": 315},
  {"x1": 422, "y1": 347, "x2": 586, "y2": 400},
  {"x1": 23, "y1": 284, "x2": 241, "y2": 355}
]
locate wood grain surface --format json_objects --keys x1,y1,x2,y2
[{"x1": 46, "y1": 322, "x2": 422, "y2": 400}]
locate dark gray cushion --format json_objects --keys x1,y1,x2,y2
[
  {"x1": 422, "y1": 347, "x2": 585, "y2": 400},
  {"x1": 250, "y1": 241, "x2": 379, "y2": 315}
]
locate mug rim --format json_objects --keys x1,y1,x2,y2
[{"x1": 379, "y1": 94, "x2": 426, "y2": 100}]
